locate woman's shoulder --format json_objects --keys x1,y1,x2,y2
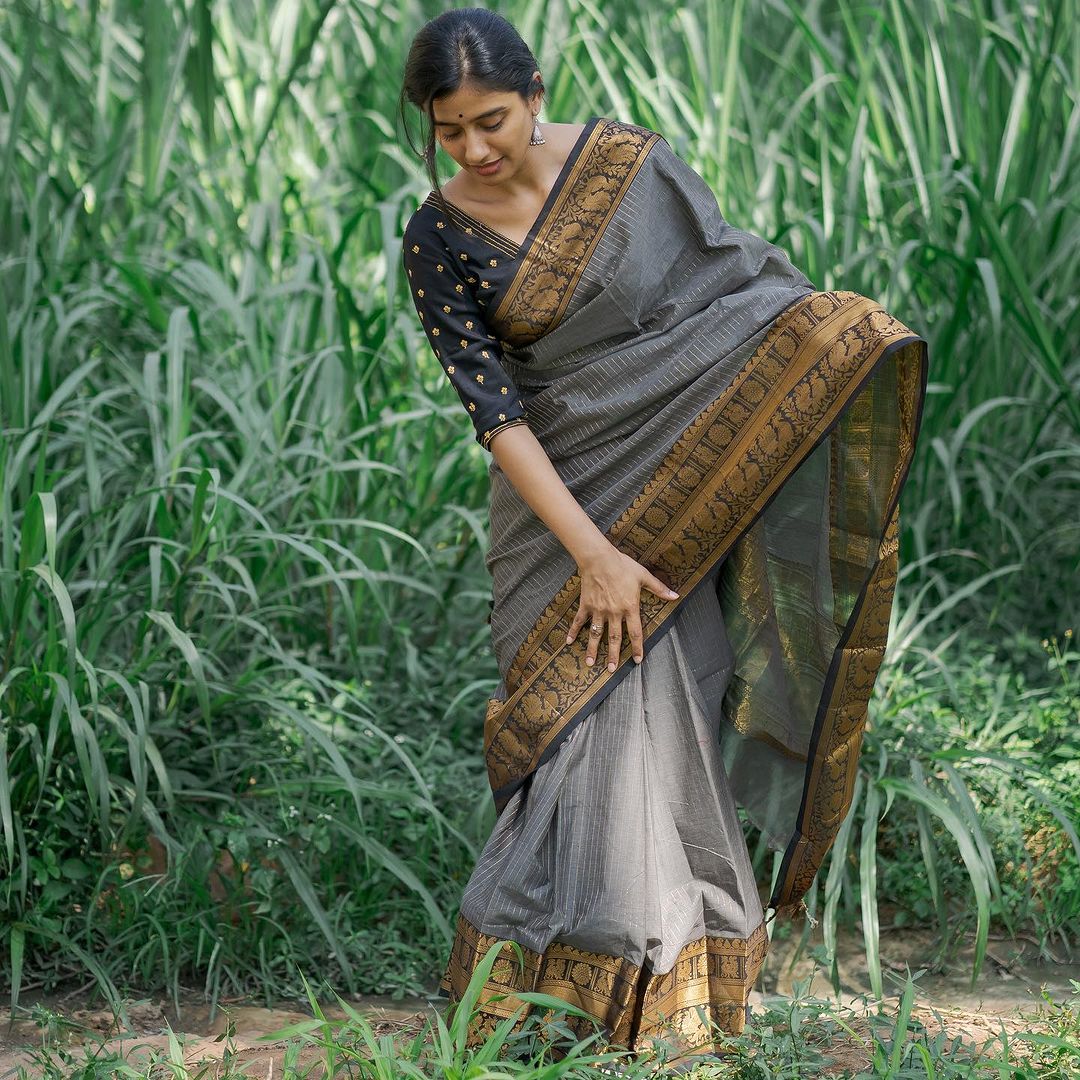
[
  {"x1": 402, "y1": 196, "x2": 454, "y2": 255},
  {"x1": 597, "y1": 117, "x2": 670, "y2": 163},
  {"x1": 604, "y1": 115, "x2": 663, "y2": 138}
]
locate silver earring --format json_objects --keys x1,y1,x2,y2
[{"x1": 529, "y1": 114, "x2": 545, "y2": 145}]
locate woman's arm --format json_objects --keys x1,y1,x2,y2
[{"x1": 489, "y1": 423, "x2": 679, "y2": 671}]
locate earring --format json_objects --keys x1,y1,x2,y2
[{"x1": 529, "y1": 113, "x2": 545, "y2": 145}]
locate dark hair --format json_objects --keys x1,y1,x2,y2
[{"x1": 399, "y1": 8, "x2": 545, "y2": 216}]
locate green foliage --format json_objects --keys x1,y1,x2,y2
[{"x1": 775, "y1": 629, "x2": 1080, "y2": 999}]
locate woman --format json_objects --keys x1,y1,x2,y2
[{"x1": 399, "y1": 8, "x2": 927, "y2": 1072}]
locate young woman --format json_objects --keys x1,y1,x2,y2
[{"x1": 399, "y1": 8, "x2": 927, "y2": 1072}]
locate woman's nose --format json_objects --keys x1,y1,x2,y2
[{"x1": 463, "y1": 131, "x2": 491, "y2": 164}]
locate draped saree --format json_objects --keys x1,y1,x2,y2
[{"x1": 430, "y1": 117, "x2": 928, "y2": 1066}]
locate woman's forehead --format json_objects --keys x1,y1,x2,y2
[{"x1": 432, "y1": 86, "x2": 520, "y2": 124}]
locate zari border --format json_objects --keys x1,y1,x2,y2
[
  {"x1": 439, "y1": 911, "x2": 768, "y2": 1053},
  {"x1": 480, "y1": 415, "x2": 530, "y2": 451},
  {"x1": 771, "y1": 331, "x2": 925, "y2": 910},
  {"x1": 483, "y1": 292, "x2": 927, "y2": 866},
  {"x1": 769, "y1": 507, "x2": 900, "y2": 911},
  {"x1": 490, "y1": 120, "x2": 662, "y2": 344}
]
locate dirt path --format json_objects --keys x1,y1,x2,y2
[
  {"x1": 754, "y1": 923, "x2": 1078, "y2": 1074},
  {"x1": 2, "y1": 927, "x2": 1075, "y2": 1077}
]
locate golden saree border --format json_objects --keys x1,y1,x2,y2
[
  {"x1": 483, "y1": 292, "x2": 927, "y2": 887},
  {"x1": 439, "y1": 911, "x2": 768, "y2": 1053},
  {"x1": 490, "y1": 119, "x2": 662, "y2": 345},
  {"x1": 771, "y1": 506, "x2": 900, "y2": 911}
]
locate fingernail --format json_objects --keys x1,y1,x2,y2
[
  {"x1": 586, "y1": 657, "x2": 594, "y2": 666},
  {"x1": 607, "y1": 661, "x2": 616, "y2": 672},
  {"x1": 668, "y1": 590, "x2": 679, "y2": 599},
  {"x1": 566, "y1": 635, "x2": 574, "y2": 644},
  {"x1": 634, "y1": 655, "x2": 643, "y2": 664}
]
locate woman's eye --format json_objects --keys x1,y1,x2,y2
[{"x1": 443, "y1": 119, "x2": 503, "y2": 139}]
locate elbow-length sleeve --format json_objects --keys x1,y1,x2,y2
[{"x1": 402, "y1": 212, "x2": 529, "y2": 450}]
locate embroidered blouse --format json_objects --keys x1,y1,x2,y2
[
  {"x1": 400, "y1": 117, "x2": 615, "y2": 450},
  {"x1": 401, "y1": 201, "x2": 531, "y2": 450}
]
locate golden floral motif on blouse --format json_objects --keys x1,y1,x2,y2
[
  {"x1": 498, "y1": 412, "x2": 506, "y2": 421},
  {"x1": 481, "y1": 350, "x2": 490, "y2": 358},
  {"x1": 459, "y1": 338, "x2": 468, "y2": 347},
  {"x1": 465, "y1": 320, "x2": 474, "y2": 329},
  {"x1": 489, "y1": 258, "x2": 498, "y2": 267},
  {"x1": 481, "y1": 280, "x2": 490, "y2": 289},
  {"x1": 476, "y1": 374, "x2": 484, "y2": 384},
  {"x1": 436, "y1": 221, "x2": 445, "y2": 228},
  {"x1": 455, "y1": 284, "x2": 464, "y2": 293},
  {"x1": 447, "y1": 365, "x2": 455, "y2": 373},
  {"x1": 417, "y1": 288, "x2": 425, "y2": 297},
  {"x1": 468, "y1": 402, "x2": 476, "y2": 411},
  {"x1": 500, "y1": 386, "x2": 508, "y2": 394},
  {"x1": 411, "y1": 244, "x2": 420, "y2": 253},
  {"x1": 436, "y1": 263, "x2": 444, "y2": 272},
  {"x1": 459, "y1": 253, "x2": 468, "y2": 260},
  {"x1": 491, "y1": 120, "x2": 661, "y2": 346},
  {"x1": 431, "y1": 328, "x2": 439, "y2": 336}
]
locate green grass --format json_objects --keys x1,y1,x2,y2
[{"x1": 0, "y1": 0, "x2": 1076, "y2": 1048}]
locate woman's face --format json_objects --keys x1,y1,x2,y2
[{"x1": 430, "y1": 77, "x2": 542, "y2": 185}]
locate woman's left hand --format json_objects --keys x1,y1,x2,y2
[{"x1": 566, "y1": 543, "x2": 680, "y2": 671}]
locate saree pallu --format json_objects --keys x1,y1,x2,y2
[{"x1": 437, "y1": 120, "x2": 928, "y2": 1065}]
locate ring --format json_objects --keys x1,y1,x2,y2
[{"x1": 590, "y1": 624, "x2": 603, "y2": 633}]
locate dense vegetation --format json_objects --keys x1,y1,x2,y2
[{"x1": 1, "y1": 0, "x2": 1076, "y2": 1060}]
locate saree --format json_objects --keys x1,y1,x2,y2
[{"x1": 424, "y1": 117, "x2": 928, "y2": 1066}]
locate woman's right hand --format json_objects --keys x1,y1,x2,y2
[
  {"x1": 566, "y1": 544, "x2": 680, "y2": 671},
  {"x1": 486, "y1": 423, "x2": 680, "y2": 670}
]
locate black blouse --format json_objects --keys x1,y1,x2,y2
[{"x1": 401, "y1": 198, "x2": 531, "y2": 450}]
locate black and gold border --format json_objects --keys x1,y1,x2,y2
[
  {"x1": 771, "y1": 331, "x2": 925, "y2": 910},
  {"x1": 769, "y1": 507, "x2": 899, "y2": 911},
  {"x1": 480, "y1": 415, "x2": 530, "y2": 451},
  {"x1": 490, "y1": 120, "x2": 662, "y2": 345},
  {"x1": 439, "y1": 911, "x2": 768, "y2": 1054},
  {"x1": 483, "y1": 292, "x2": 927, "y2": 909}
]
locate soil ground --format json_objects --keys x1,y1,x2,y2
[{"x1": 1, "y1": 924, "x2": 1075, "y2": 1077}]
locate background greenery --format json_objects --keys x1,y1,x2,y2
[{"x1": 0, "y1": 0, "x2": 1076, "y2": 1024}]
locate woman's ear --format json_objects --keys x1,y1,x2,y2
[{"x1": 529, "y1": 71, "x2": 544, "y2": 111}]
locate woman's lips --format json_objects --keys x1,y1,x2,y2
[{"x1": 474, "y1": 158, "x2": 503, "y2": 175}]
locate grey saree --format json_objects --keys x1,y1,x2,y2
[{"x1": 407, "y1": 116, "x2": 928, "y2": 1066}]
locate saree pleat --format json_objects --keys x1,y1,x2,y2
[
  {"x1": 430, "y1": 119, "x2": 929, "y2": 1062},
  {"x1": 441, "y1": 562, "x2": 768, "y2": 1057}
]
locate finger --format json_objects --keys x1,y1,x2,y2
[
  {"x1": 643, "y1": 571, "x2": 679, "y2": 601},
  {"x1": 586, "y1": 616, "x2": 603, "y2": 666},
  {"x1": 606, "y1": 619, "x2": 623, "y2": 672},
  {"x1": 566, "y1": 604, "x2": 588, "y2": 644},
  {"x1": 627, "y1": 610, "x2": 644, "y2": 664}
]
